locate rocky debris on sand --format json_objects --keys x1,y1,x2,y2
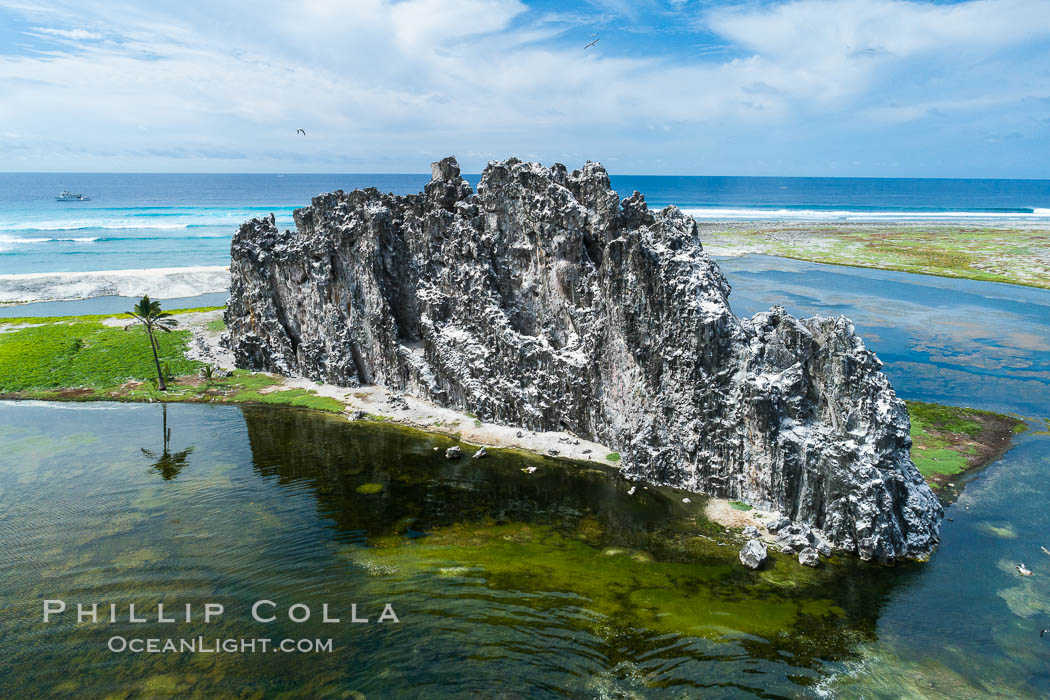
[
  {"x1": 739, "y1": 539, "x2": 768, "y2": 569},
  {"x1": 472, "y1": 446, "x2": 487, "y2": 459},
  {"x1": 742, "y1": 525, "x2": 761, "y2": 539},
  {"x1": 798, "y1": 548, "x2": 820, "y2": 567},
  {"x1": 348, "y1": 410, "x2": 367, "y2": 421},
  {"x1": 445, "y1": 446, "x2": 462, "y2": 460},
  {"x1": 226, "y1": 155, "x2": 942, "y2": 562},
  {"x1": 766, "y1": 516, "x2": 792, "y2": 534},
  {"x1": 386, "y1": 394, "x2": 409, "y2": 411}
]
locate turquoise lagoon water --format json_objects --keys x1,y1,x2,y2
[
  {"x1": 1, "y1": 172, "x2": 1048, "y2": 275},
  {"x1": 0, "y1": 257, "x2": 1048, "y2": 696}
]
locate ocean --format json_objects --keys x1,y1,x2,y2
[{"x1": 2, "y1": 171, "x2": 1049, "y2": 277}]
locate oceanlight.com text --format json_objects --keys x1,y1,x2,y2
[{"x1": 107, "y1": 636, "x2": 335, "y2": 653}]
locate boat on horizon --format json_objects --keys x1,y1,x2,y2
[{"x1": 56, "y1": 191, "x2": 91, "y2": 201}]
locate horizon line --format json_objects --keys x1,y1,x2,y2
[{"x1": 3, "y1": 171, "x2": 1050, "y2": 183}]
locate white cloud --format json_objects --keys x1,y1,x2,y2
[
  {"x1": 390, "y1": 0, "x2": 527, "y2": 49},
  {"x1": 0, "y1": 0, "x2": 1048, "y2": 175},
  {"x1": 708, "y1": 0, "x2": 1050, "y2": 57},
  {"x1": 27, "y1": 26, "x2": 102, "y2": 40}
]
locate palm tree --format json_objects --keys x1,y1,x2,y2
[{"x1": 126, "y1": 295, "x2": 177, "y2": 391}]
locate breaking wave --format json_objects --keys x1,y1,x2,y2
[
  {"x1": 0, "y1": 266, "x2": 231, "y2": 304},
  {"x1": 0, "y1": 206, "x2": 297, "y2": 233}
]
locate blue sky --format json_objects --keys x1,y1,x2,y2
[{"x1": 1, "y1": 0, "x2": 1049, "y2": 176}]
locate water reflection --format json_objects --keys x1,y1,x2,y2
[
  {"x1": 0, "y1": 401, "x2": 912, "y2": 697},
  {"x1": 140, "y1": 404, "x2": 194, "y2": 480},
  {"x1": 239, "y1": 405, "x2": 912, "y2": 676}
]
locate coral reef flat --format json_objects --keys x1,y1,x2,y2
[{"x1": 700, "y1": 222, "x2": 1050, "y2": 289}]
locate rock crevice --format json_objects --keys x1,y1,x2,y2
[{"x1": 226, "y1": 156, "x2": 943, "y2": 562}]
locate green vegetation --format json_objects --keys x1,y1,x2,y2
[
  {"x1": 0, "y1": 309, "x2": 348, "y2": 414},
  {"x1": 205, "y1": 317, "x2": 226, "y2": 332},
  {"x1": 703, "y1": 225, "x2": 1050, "y2": 289},
  {"x1": 355, "y1": 482, "x2": 385, "y2": 495},
  {"x1": 605, "y1": 452, "x2": 621, "y2": 462},
  {"x1": 908, "y1": 401, "x2": 985, "y2": 437},
  {"x1": 905, "y1": 400, "x2": 1025, "y2": 489},
  {"x1": 228, "y1": 387, "x2": 345, "y2": 413},
  {"x1": 0, "y1": 305, "x2": 223, "y2": 326},
  {"x1": 729, "y1": 500, "x2": 753, "y2": 511},
  {"x1": 0, "y1": 318, "x2": 200, "y2": 392}
]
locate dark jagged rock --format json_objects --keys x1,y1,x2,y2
[{"x1": 225, "y1": 156, "x2": 943, "y2": 562}]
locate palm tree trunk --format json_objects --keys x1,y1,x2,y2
[{"x1": 147, "y1": 326, "x2": 167, "y2": 391}]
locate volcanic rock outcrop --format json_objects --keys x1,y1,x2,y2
[{"x1": 225, "y1": 156, "x2": 943, "y2": 561}]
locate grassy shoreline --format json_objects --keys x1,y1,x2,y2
[
  {"x1": 0, "y1": 308, "x2": 1028, "y2": 498},
  {"x1": 700, "y1": 223, "x2": 1050, "y2": 289},
  {"x1": 906, "y1": 400, "x2": 1027, "y2": 502}
]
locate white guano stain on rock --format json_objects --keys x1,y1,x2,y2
[{"x1": 224, "y1": 156, "x2": 943, "y2": 562}]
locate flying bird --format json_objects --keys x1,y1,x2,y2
[
  {"x1": 1041, "y1": 545, "x2": 1050, "y2": 556},
  {"x1": 296, "y1": 128, "x2": 306, "y2": 135},
  {"x1": 584, "y1": 34, "x2": 599, "y2": 50}
]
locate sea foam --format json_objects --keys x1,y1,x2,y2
[{"x1": 0, "y1": 266, "x2": 231, "y2": 304}]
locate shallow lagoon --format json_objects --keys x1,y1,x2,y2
[
  {"x1": 721, "y1": 255, "x2": 1050, "y2": 417},
  {"x1": 1, "y1": 257, "x2": 1049, "y2": 697},
  {"x1": 722, "y1": 256, "x2": 1050, "y2": 696},
  {"x1": 0, "y1": 401, "x2": 906, "y2": 698}
]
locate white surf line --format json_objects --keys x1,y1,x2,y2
[{"x1": 0, "y1": 266, "x2": 231, "y2": 304}]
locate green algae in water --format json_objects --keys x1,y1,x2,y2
[
  {"x1": 0, "y1": 401, "x2": 991, "y2": 697},
  {"x1": 975, "y1": 521, "x2": 1019, "y2": 539},
  {"x1": 356, "y1": 520, "x2": 845, "y2": 641}
]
